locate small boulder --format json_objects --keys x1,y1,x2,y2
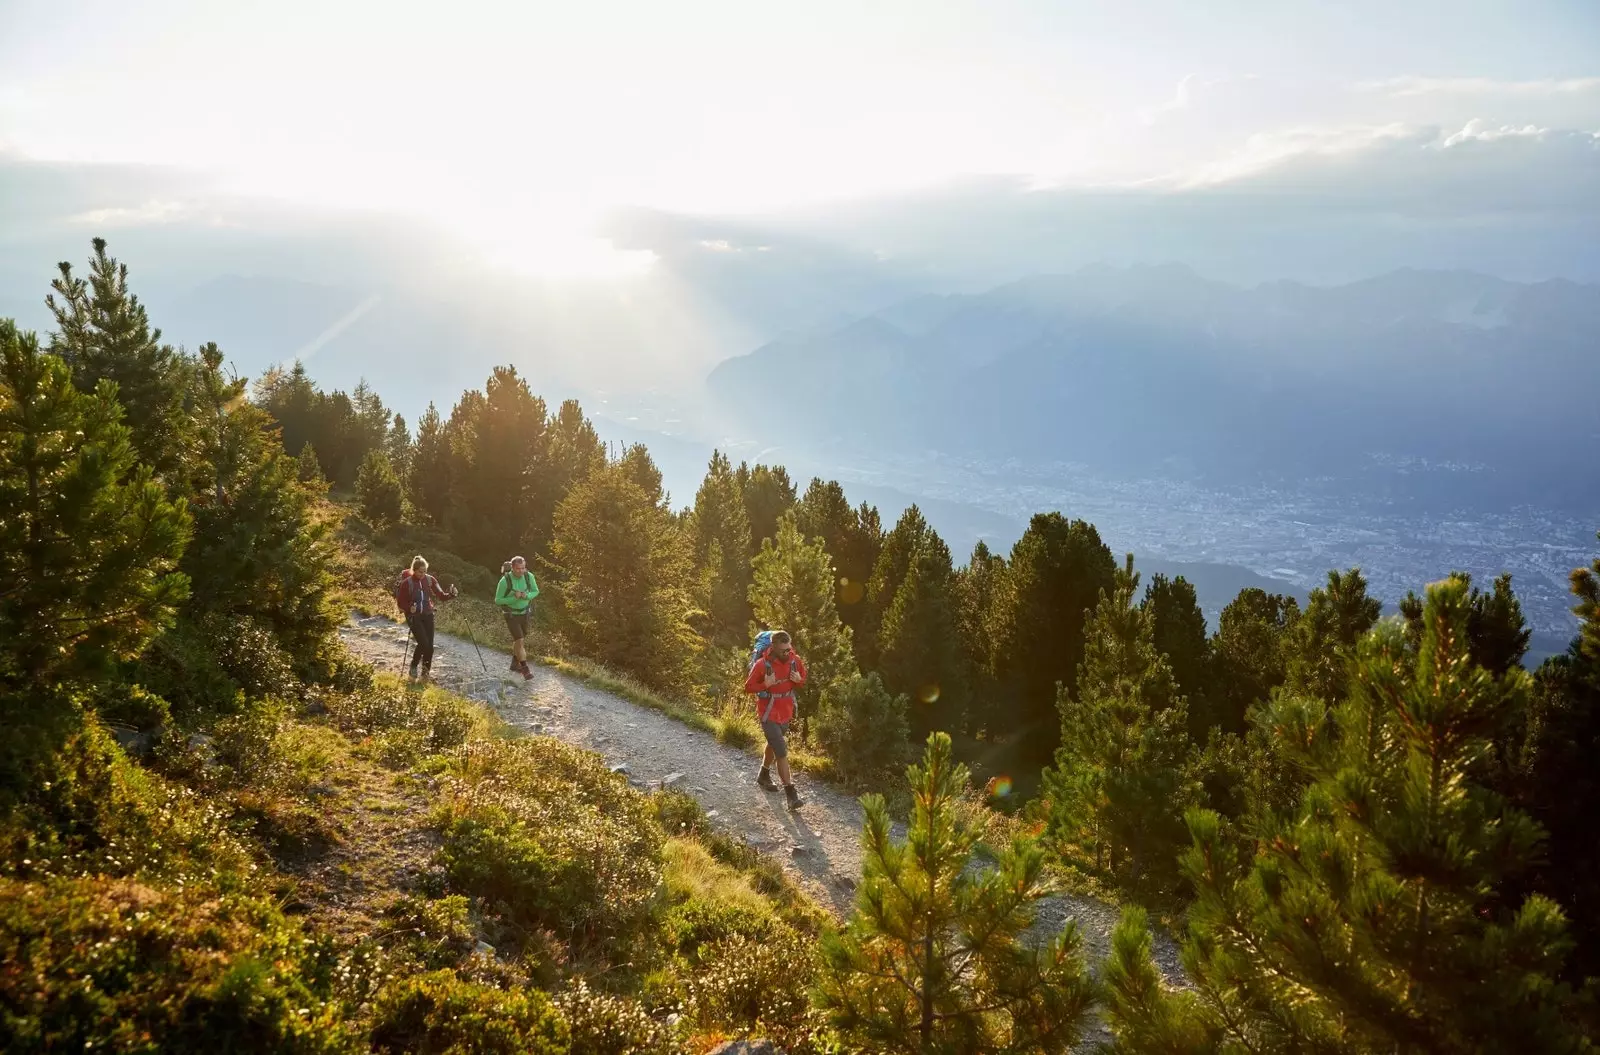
[{"x1": 707, "y1": 1041, "x2": 781, "y2": 1055}]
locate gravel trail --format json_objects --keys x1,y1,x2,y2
[{"x1": 340, "y1": 613, "x2": 1187, "y2": 994}]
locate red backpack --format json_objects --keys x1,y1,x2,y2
[{"x1": 394, "y1": 570, "x2": 417, "y2": 614}]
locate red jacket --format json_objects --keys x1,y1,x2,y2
[
  {"x1": 743, "y1": 648, "x2": 807, "y2": 725},
  {"x1": 396, "y1": 570, "x2": 451, "y2": 615}
]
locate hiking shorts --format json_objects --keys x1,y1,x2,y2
[
  {"x1": 503, "y1": 611, "x2": 529, "y2": 641},
  {"x1": 760, "y1": 718, "x2": 790, "y2": 759}
]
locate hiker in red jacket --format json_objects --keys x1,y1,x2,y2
[
  {"x1": 396, "y1": 555, "x2": 456, "y2": 683},
  {"x1": 743, "y1": 629, "x2": 807, "y2": 810}
]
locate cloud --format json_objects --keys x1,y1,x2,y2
[
  {"x1": 68, "y1": 199, "x2": 195, "y2": 227},
  {"x1": 1364, "y1": 76, "x2": 1600, "y2": 99},
  {"x1": 1184, "y1": 120, "x2": 1600, "y2": 216}
]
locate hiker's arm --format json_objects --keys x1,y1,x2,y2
[
  {"x1": 525, "y1": 572, "x2": 539, "y2": 599},
  {"x1": 742, "y1": 664, "x2": 766, "y2": 694},
  {"x1": 790, "y1": 654, "x2": 806, "y2": 684},
  {"x1": 430, "y1": 576, "x2": 453, "y2": 601},
  {"x1": 494, "y1": 576, "x2": 511, "y2": 608}
]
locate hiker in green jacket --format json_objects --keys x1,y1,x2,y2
[{"x1": 496, "y1": 555, "x2": 538, "y2": 680}]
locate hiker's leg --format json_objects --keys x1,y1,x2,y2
[
  {"x1": 775, "y1": 756, "x2": 793, "y2": 786},
  {"x1": 763, "y1": 720, "x2": 794, "y2": 785},
  {"x1": 418, "y1": 613, "x2": 436, "y2": 673}
]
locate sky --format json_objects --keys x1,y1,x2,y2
[{"x1": 3, "y1": 0, "x2": 1598, "y2": 281}]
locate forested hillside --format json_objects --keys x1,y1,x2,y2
[{"x1": 3, "y1": 240, "x2": 1597, "y2": 1052}]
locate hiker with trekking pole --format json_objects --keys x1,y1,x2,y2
[
  {"x1": 495, "y1": 555, "x2": 538, "y2": 681},
  {"x1": 395, "y1": 555, "x2": 457, "y2": 684},
  {"x1": 743, "y1": 629, "x2": 806, "y2": 810}
]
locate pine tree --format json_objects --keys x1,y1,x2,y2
[
  {"x1": 1284, "y1": 567, "x2": 1382, "y2": 703},
  {"x1": 1515, "y1": 534, "x2": 1600, "y2": 980},
  {"x1": 690, "y1": 450, "x2": 753, "y2": 647},
  {"x1": 550, "y1": 460, "x2": 699, "y2": 690},
  {"x1": 1210, "y1": 587, "x2": 1301, "y2": 732},
  {"x1": 295, "y1": 441, "x2": 326, "y2": 488},
  {"x1": 46, "y1": 239, "x2": 191, "y2": 477},
  {"x1": 817, "y1": 732, "x2": 1099, "y2": 1054},
  {"x1": 795, "y1": 478, "x2": 881, "y2": 640},
  {"x1": 617, "y1": 443, "x2": 665, "y2": 507},
  {"x1": 953, "y1": 541, "x2": 1007, "y2": 739},
  {"x1": 385, "y1": 412, "x2": 412, "y2": 482},
  {"x1": 409, "y1": 402, "x2": 452, "y2": 525},
  {"x1": 0, "y1": 320, "x2": 191, "y2": 689},
  {"x1": 442, "y1": 366, "x2": 550, "y2": 562},
  {"x1": 356, "y1": 449, "x2": 405, "y2": 528},
  {"x1": 180, "y1": 343, "x2": 337, "y2": 677},
  {"x1": 748, "y1": 513, "x2": 857, "y2": 740},
  {"x1": 815, "y1": 672, "x2": 912, "y2": 783},
  {"x1": 738, "y1": 461, "x2": 797, "y2": 548},
  {"x1": 1143, "y1": 573, "x2": 1218, "y2": 739},
  {"x1": 1043, "y1": 554, "x2": 1195, "y2": 892},
  {"x1": 994, "y1": 513, "x2": 1116, "y2": 764},
  {"x1": 538, "y1": 398, "x2": 605, "y2": 560},
  {"x1": 1104, "y1": 578, "x2": 1593, "y2": 1053},
  {"x1": 1401, "y1": 570, "x2": 1532, "y2": 677},
  {"x1": 861, "y1": 505, "x2": 936, "y2": 670},
  {"x1": 878, "y1": 531, "x2": 970, "y2": 742}
]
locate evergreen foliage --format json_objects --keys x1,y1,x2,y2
[
  {"x1": 817, "y1": 732, "x2": 1099, "y2": 1054},
  {"x1": 994, "y1": 513, "x2": 1116, "y2": 765},
  {"x1": 1044, "y1": 554, "x2": 1196, "y2": 892},
  {"x1": 1104, "y1": 578, "x2": 1595, "y2": 1053},
  {"x1": 0, "y1": 320, "x2": 191, "y2": 690},
  {"x1": 748, "y1": 513, "x2": 858, "y2": 736},
  {"x1": 815, "y1": 672, "x2": 912, "y2": 783},
  {"x1": 549, "y1": 459, "x2": 699, "y2": 690},
  {"x1": 1284, "y1": 567, "x2": 1382, "y2": 703},
  {"x1": 953, "y1": 541, "x2": 1007, "y2": 739},
  {"x1": 878, "y1": 528, "x2": 971, "y2": 741},
  {"x1": 795, "y1": 478, "x2": 883, "y2": 641},
  {"x1": 356, "y1": 449, "x2": 405, "y2": 528},
  {"x1": 1143, "y1": 573, "x2": 1218, "y2": 739},
  {"x1": 408, "y1": 403, "x2": 451, "y2": 525},
  {"x1": 46, "y1": 238, "x2": 191, "y2": 478},
  {"x1": 691, "y1": 450, "x2": 753, "y2": 647},
  {"x1": 1210, "y1": 587, "x2": 1301, "y2": 733},
  {"x1": 738, "y1": 461, "x2": 797, "y2": 549}
]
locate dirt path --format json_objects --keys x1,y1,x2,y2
[{"x1": 339, "y1": 613, "x2": 1185, "y2": 987}]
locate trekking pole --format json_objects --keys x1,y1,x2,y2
[
  {"x1": 400, "y1": 618, "x2": 414, "y2": 672},
  {"x1": 463, "y1": 622, "x2": 489, "y2": 673}
]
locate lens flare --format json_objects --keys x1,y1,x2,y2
[
  {"x1": 916, "y1": 683, "x2": 940, "y2": 704},
  {"x1": 985, "y1": 775, "x2": 1013, "y2": 799},
  {"x1": 838, "y1": 577, "x2": 864, "y2": 605}
]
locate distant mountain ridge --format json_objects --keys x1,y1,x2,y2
[{"x1": 706, "y1": 265, "x2": 1600, "y2": 506}]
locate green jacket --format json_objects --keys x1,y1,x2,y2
[{"x1": 495, "y1": 570, "x2": 539, "y2": 614}]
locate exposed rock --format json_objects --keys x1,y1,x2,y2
[
  {"x1": 609, "y1": 762, "x2": 629, "y2": 775},
  {"x1": 707, "y1": 1041, "x2": 780, "y2": 1055},
  {"x1": 660, "y1": 771, "x2": 684, "y2": 786}
]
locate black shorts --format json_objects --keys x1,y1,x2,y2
[{"x1": 504, "y1": 611, "x2": 529, "y2": 641}]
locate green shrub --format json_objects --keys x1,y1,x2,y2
[
  {"x1": 681, "y1": 929, "x2": 817, "y2": 1041},
  {"x1": 815, "y1": 673, "x2": 910, "y2": 784},
  {"x1": 554, "y1": 980, "x2": 674, "y2": 1055},
  {"x1": 0, "y1": 718, "x2": 251, "y2": 883},
  {"x1": 141, "y1": 615, "x2": 298, "y2": 720},
  {"x1": 0, "y1": 876, "x2": 353, "y2": 1054},
  {"x1": 326, "y1": 681, "x2": 487, "y2": 755},
  {"x1": 433, "y1": 738, "x2": 663, "y2": 957},
  {"x1": 382, "y1": 894, "x2": 477, "y2": 971},
  {"x1": 368, "y1": 971, "x2": 568, "y2": 1054}
]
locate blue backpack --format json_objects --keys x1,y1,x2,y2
[{"x1": 748, "y1": 630, "x2": 776, "y2": 696}]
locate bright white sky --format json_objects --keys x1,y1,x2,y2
[{"x1": 2, "y1": 0, "x2": 1597, "y2": 276}]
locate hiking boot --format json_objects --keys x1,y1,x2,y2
[
  {"x1": 509, "y1": 658, "x2": 522, "y2": 673},
  {"x1": 520, "y1": 663, "x2": 534, "y2": 682},
  {"x1": 757, "y1": 770, "x2": 778, "y2": 792},
  {"x1": 784, "y1": 784, "x2": 803, "y2": 810},
  {"x1": 407, "y1": 665, "x2": 421, "y2": 684}
]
